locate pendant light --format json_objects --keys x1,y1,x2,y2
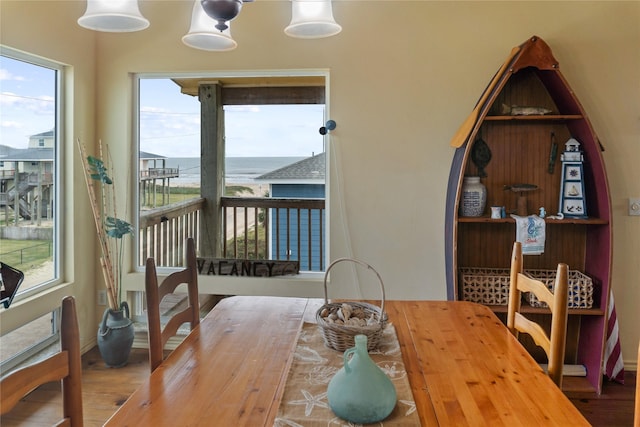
[
  {"x1": 183, "y1": 1, "x2": 237, "y2": 51},
  {"x1": 201, "y1": 0, "x2": 252, "y2": 32},
  {"x1": 285, "y1": 0, "x2": 341, "y2": 39},
  {"x1": 78, "y1": 0, "x2": 149, "y2": 32}
]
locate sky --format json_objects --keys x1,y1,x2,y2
[
  {"x1": 139, "y1": 78, "x2": 325, "y2": 158},
  {"x1": 0, "y1": 56, "x2": 56, "y2": 148},
  {"x1": 1, "y1": 56, "x2": 325, "y2": 158}
]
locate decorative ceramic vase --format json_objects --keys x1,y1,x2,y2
[
  {"x1": 327, "y1": 334, "x2": 397, "y2": 424},
  {"x1": 97, "y1": 301, "x2": 134, "y2": 368},
  {"x1": 460, "y1": 176, "x2": 487, "y2": 217}
]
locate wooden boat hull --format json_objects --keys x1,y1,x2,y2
[{"x1": 445, "y1": 36, "x2": 612, "y2": 394}]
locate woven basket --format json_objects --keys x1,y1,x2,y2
[
  {"x1": 459, "y1": 267, "x2": 594, "y2": 308},
  {"x1": 459, "y1": 267, "x2": 511, "y2": 305},
  {"x1": 526, "y1": 269, "x2": 594, "y2": 309},
  {"x1": 316, "y1": 258, "x2": 388, "y2": 352}
]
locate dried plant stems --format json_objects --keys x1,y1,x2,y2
[
  {"x1": 77, "y1": 139, "x2": 118, "y2": 310},
  {"x1": 100, "y1": 141, "x2": 124, "y2": 307},
  {"x1": 103, "y1": 144, "x2": 127, "y2": 306}
]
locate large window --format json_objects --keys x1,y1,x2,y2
[
  {"x1": 137, "y1": 75, "x2": 327, "y2": 272},
  {"x1": 0, "y1": 48, "x2": 62, "y2": 370}
]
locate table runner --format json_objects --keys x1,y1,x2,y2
[{"x1": 274, "y1": 322, "x2": 420, "y2": 426}]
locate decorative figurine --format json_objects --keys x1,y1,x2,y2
[
  {"x1": 558, "y1": 138, "x2": 587, "y2": 218},
  {"x1": 471, "y1": 137, "x2": 492, "y2": 178}
]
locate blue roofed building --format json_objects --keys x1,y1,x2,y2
[{"x1": 256, "y1": 153, "x2": 325, "y2": 271}]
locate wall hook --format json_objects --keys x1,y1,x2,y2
[{"x1": 319, "y1": 119, "x2": 337, "y2": 135}]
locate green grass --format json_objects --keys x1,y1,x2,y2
[
  {"x1": 0, "y1": 239, "x2": 53, "y2": 271},
  {"x1": 225, "y1": 218, "x2": 267, "y2": 259}
]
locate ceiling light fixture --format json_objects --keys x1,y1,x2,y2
[
  {"x1": 77, "y1": 0, "x2": 149, "y2": 33},
  {"x1": 78, "y1": 0, "x2": 341, "y2": 48},
  {"x1": 183, "y1": 1, "x2": 238, "y2": 51},
  {"x1": 200, "y1": 0, "x2": 253, "y2": 32},
  {"x1": 285, "y1": 0, "x2": 342, "y2": 39}
]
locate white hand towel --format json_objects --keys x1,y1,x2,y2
[{"x1": 511, "y1": 214, "x2": 546, "y2": 255}]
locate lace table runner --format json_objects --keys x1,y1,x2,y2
[{"x1": 274, "y1": 322, "x2": 420, "y2": 426}]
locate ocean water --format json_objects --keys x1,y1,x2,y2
[{"x1": 164, "y1": 156, "x2": 304, "y2": 185}]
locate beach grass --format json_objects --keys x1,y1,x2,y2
[
  {"x1": 145, "y1": 185, "x2": 258, "y2": 207},
  {"x1": 0, "y1": 239, "x2": 52, "y2": 271}
]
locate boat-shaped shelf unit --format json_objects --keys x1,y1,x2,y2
[{"x1": 445, "y1": 36, "x2": 612, "y2": 394}]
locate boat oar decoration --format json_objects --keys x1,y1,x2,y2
[{"x1": 449, "y1": 45, "x2": 521, "y2": 148}]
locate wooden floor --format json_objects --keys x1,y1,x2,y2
[
  {"x1": 1, "y1": 347, "x2": 637, "y2": 426},
  {"x1": 1, "y1": 347, "x2": 149, "y2": 426}
]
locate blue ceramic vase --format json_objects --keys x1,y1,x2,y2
[
  {"x1": 327, "y1": 334, "x2": 397, "y2": 424},
  {"x1": 97, "y1": 302, "x2": 134, "y2": 368}
]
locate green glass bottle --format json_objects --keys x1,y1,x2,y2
[{"x1": 327, "y1": 334, "x2": 397, "y2": 423}]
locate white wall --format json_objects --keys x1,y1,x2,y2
[{"x1": 1, "y1": 1, "x2": 638, "y2": 368}]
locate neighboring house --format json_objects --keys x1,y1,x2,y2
[
  {"x1": 28, "y1": 129, "x2": 54, "y2": 149},
  {"x1": 140, "y1": 151, "x2": 174, "y2": 177},
  {"x1": 0, "y1": 133, "x2": 175, "y2": 218},
  {"x1": 0, "y1": 131, "x2": 55, "y2": 219},
  {"x1": 256, "y1": 152, "x2": 325, "y2": 271},
  {"x1": 1, "y1": 129, "x2": 54, "y2": 177},
  {"x1": 139, "y1": 151, "x2": 179, "y2": 208}
]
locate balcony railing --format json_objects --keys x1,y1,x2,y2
[
  {"x1": 140, "y1": 168, "x2": 180, "y2": 180},
  {"x1": 222, "y1": 197, "x2": 325, "y2": 271},
  {"x1": 139, "y1": 198, "x2": 204, "y2": 266},
  {"x1": 0, "y1": 171, "x2": 53, "y2": 185},
  {"x1": 138, "y1": 196, "x2": 325, "y2": 271},
  {"x1": 0, "y1": 170, "x2": 16, "y2": 179}
]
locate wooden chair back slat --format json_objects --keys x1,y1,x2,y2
[
  {"x1": 0, "y1": 296, "x2": 83, "y2": 426},
  {"x1": 507, "y1": 241, "x2": 569, "y2": 387},
  {"x1": 145, "y1": 237, "x2": 200, "y2": 372},
  {"x1": 634, "y1": 341, "x2": 639, "y2": 427}
]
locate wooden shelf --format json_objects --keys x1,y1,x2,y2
[
  {"x1": 446, "y1": 37, "x2": 613, "y2": 395},
  {"x1": 484, "y1": 114, "x2": 584, "y2": 121},
  {"x1": 458, "y1": 216, "x2": 608, "y2": 225},
  {"x1": 485, "y1": 304, "x2": 605, "y2": 316}
]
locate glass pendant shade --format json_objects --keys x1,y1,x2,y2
[
  {"x1": 77, "y1": 0, "x2": 149, "y2": 32},
  {"x1": 183, "y1": 1, "x2": 237, "y2": 51},
  {"x1": 285, "y1": 0, "x2": 341, "y2": 39}
]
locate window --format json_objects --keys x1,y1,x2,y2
[
  {"x1": 136, "y1": 74, "x2": 327, "y2": 273},
  {"x1": 0, "y1": 48, "x2": 63, "y2": 370}
]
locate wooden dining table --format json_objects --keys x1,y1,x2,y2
[{"x1": 105, "y1": 296, "x2": 589, "y2": 426}]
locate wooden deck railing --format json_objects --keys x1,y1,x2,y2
[
  {"x1": 221, "y1": 197, "x2": 325, "y2": 271},
  {"x1": 140, "y1": 168, "x2": 179, "y2": 180},
  {"x1": 138, "y1": 196, "x2": 325, "y2": 271},
  {"x1": 0, "y1": 170, "x2": 16, "y2": 179},
  {"x1": 139, "y1": 198, "x2": 204, "y2": 266},
  {"x1": 0, "y1": 171, "x2": 53, "y2": 185}
]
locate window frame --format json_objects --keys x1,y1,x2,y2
[
  {"x1": 0, "y1": 46, "x2": 64, "y2": 301},
  {"x1": 133, "y1": 70, "x2": 330, "y2": 277},
  {"x1": 0, "y1": 46, "x2": 65, "y2": 372}
]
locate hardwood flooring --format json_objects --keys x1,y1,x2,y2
[
  {"x1": 567, "y1": 374, "x2": 637, "y2": 427},
  {"x1": 1, "y1": 347, "x2": 637, "y2": 426},
  {"x1": 1, "y1": 347, "x2": 149, "y2": 426}
]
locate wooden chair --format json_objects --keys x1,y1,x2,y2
[
  {"x1": 635, "y1": 341, "x2": 640, "y2": 427},
  {"x1": 507, "y1": 241, "x2": 569, "y2": 387},
  {"x1": 145, "y1": 237, "x2": 200, "y2": 372},
  {"x1": 0, "y1": 296, "x2": 83, "y2": 426}
]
